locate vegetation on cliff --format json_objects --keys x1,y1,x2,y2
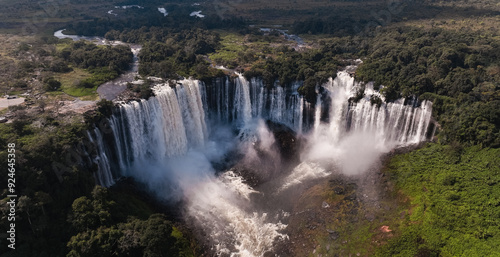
[{"x1": 379, "y1": 143, "x2": 500, "y2": 256}]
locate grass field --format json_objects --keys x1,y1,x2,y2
[
  {"x1": 208, "y1": 30, "x2": 297, "y2": 69},
  {"x1": 53, "y1": 68, "x2": 99, "y2": 99},
  {"x1": 208, "y1": 32, "x2": 248, "y2": 68}
]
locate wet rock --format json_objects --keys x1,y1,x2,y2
[
  {"x1": 307, "y1": 224, "x2": 317, "y2": 230},
  {"x1": 265, "y1": 120, "x2": 300, "y2": 161}
]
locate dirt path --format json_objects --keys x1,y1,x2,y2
[
  {"x1": 58, "y1": 100, "x2": 96, "y2": 114},
  {"x1": 0, "y1": 97, "x2": 25, "y2": 111}
]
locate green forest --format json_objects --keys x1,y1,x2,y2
[{"x1": 379, "y1": 144, "x2": 500, "y2": 256}]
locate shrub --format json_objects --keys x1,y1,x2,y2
[{"x1": 43, "y1": 77, "x2": 61, "y2": 91}]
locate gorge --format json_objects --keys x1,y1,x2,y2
[
  {"x1": 87, "y1": 67, "x2": 434, "y2": 256},
  {"x1": 2, "y1": 1, "x2": 499, "y2": 256}
]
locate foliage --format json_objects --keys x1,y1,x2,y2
[
  {"x1": 355, "y1": 27, "x2": 500, "y2": 147},
  {"x1": 127, "y1": 81, "x2": 155, "y2": 100},
  {"x1": 82, "y1": 99, "x2": 115, "y2": 126},
  {"x1": 57, "y1": 41, "x2": 133, "y2": 90},
  {"x1": 70, "y1": 187, "x2": 115, "y2": 231},
  {"x1": 289, "y1": 1, "x2": 499, "y2": 37},
  {"x1": 50, "y1": 58, "x2": 73, "y2": 73},
  {"x1": 115, "y1": 27, "x2": 222, "y2": 80},
  {"x1": 0, "y1": 112, "x2": 194, "y2": 256},
  {"x1": 242, "y1": 36, "x2": 364, "y2": 102},
  {"x1": 70, "y1": 6, "x2": 246, "y2": 38},
  {"x1": 43, "y1": 77, "x2": 62, "y2": 92},
  {"x1": 67, "y1": 186, "x2": 193, "y2": 257},
  {"x1": 378, "y1": 143, "x2": 500, "y2": 256},
  {"x1": 0, "y1": 115, "x2": 95, "y2": 256}
]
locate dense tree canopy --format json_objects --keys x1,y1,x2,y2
[{"x1": 106, "y1": 27, "x2": 223, "y2": 81}]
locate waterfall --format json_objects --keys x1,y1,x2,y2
[
  {"x1": 87, "y1": 128, "x2": 114, "y2": 187},
  {"x1": 87, "y1": 69, "x2": 436, "y2": 256},
  {"x1": 92, "y1": 70, "x2": 435, "y2": 186},
  {"x1": 114, "y1": 79, "x2": 209, "y2": 162},
  {"x1": 234, "y1": 74, "x2": 252, "y2": 125},
  {"x1": 322, "y1": 71, "x2": 433, "y2": 148},
  {"x1": 300, "y1": 70, "x2": 434, "y2": 176},
  {"x1": 205, "y1": 75, "x2": 304, "y2": 131},
  {"x1": 90, "y1": 79, "x2": 208, "y2": 187}
]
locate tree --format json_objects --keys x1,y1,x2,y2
[
  {"x1": 67, "y1": 226, "x2": 122, "y2": 257},
  {"x1": 141, "y1": 214, "x2": 178, "y2": 257},
  {"x1": 43, "y1": 77, "x2": 61, "y2": 91},
  {"x1": 71, "y1": 196, "x2": 97, "y2": 231}
]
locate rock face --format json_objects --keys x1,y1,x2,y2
[
  {"x1": 265, "y1": 120, "x2": 301, "y2": 163},
  {"x1": 229, "y1": 120, "x2": 301, "y2": 187}
]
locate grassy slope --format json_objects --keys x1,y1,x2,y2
[
  {"x1": 208, "y1": 31, "x2": 291, "y2": 69},
  {"x1": 287, "y1": 143, "x2": 500, "y2": 257},
  {"x1": 380, "y1": 143, "x2": 500, "y2": 256},
  {"x1": 208, "y1": 32, "x2": 247, "y2": 68},
  {"x1": 53, "y1": 68, "x2": 99, "y2": 99},
  {"x1": 287, "y1": 170, "x2": 411, "y2": 257}
]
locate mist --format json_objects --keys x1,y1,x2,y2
[
  {"x1": 90, "y1": 71, "x2": 433, "y2": 256},
  {"x1": 120, "y1": 119, "x2": 288, "y2": 256}
]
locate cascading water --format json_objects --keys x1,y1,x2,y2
[
  {"x1": 205, "y1": 75, "x2": 304, "y2": 131},
  {"x1": 87, "y1": 128, "x2": 115, "y2": 187},
  {"x1": 89, "y1": 68, "x2": 435, "y2": 256},
  {"x1": 287, "y1": 69, "x2": 434, "y2": 190},
  {"x1": 117, "y1": 79, "x2": 207, "y2": 161},
  {"x1": 322, "y1": 70, "x2": 433, "y2": 148}
]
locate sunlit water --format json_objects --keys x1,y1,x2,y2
[{"x1": 88, "y1": 68, "x2": 434, "y2": 256}]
